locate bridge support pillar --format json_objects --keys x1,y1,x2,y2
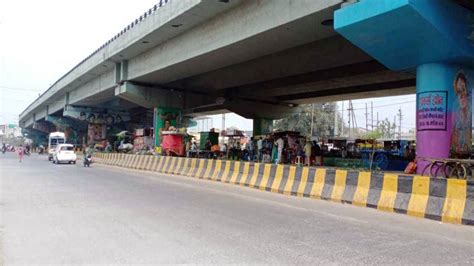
[
  {"x1": 253, "y1": 118, "x2": 273, "y2": 136},
  {"x1": 416, "y1": 64, "x2": 472, "y2": 172},
  {"x1": 335, "y1": 0, "x2": 474, "y2": 174}
]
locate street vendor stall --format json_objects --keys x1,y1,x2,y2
[
  {"x1": 270, "y1": 131, "x2": 303, "y2": 164},
  {"x1": 222, "y1": 129, "x2": 246, "y2": 160},
  {"x1": 133, "y1": 128, "x2": 154, "y2": 153},
  {"x1": 197, "y1": 130, "x2": 219, "y2": 158},
  {"x1": 161, "y1": 129, "x2": 187, "y2": 156}
]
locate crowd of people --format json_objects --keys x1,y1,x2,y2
[{"x1": 184, "y1": 135, "x2": 323, "y2": 166}]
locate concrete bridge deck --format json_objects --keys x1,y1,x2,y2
[{"x1": 20, "y1": 0, "x2": 419, "y2": 128}]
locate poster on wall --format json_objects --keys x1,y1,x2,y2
[
  {"x1": 63, "y1": 105, "x2": 130, "y2": 125},
  {"x1": 450, "y1": 71, "x2": 471, "y2": 157},
  {"x1": 417, "y1": 91, "x2": 447, "y2": 131},
  {"x1": 87, "y1": 123, "x2": 106, "y2": 144}
]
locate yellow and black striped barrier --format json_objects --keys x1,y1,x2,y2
[{"x1": 94, "y1": 153, "x2": 473, "y2": 225}]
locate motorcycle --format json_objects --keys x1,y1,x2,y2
[{"x1": 83, "y1": 154, "x2": 93, "y2": 167}]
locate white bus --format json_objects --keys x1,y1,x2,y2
[{"x1": 48, "y1": 132, "x2": 66, "y2": 161}]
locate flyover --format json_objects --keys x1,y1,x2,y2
[
  {"x1": 19, "y1": 0, "x2": 474, "y2": 166},
  {"x1": 19, "y1": 0, "x2": 415, "y2": 128}
]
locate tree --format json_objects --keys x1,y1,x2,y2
[
  {"x1": 362, "y1": 118, "x2": 396, "y2": 139},
  {"x1": 274, "y1": 103, "x2": 341, "y2": 138}
]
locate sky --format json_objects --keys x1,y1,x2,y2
[{"x1": 0, "y1": 0, "x2": 416, "y2": 131}]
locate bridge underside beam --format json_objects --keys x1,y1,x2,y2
[{"x1": 115, "y1": 81, "x2": 215, "y2": 110}]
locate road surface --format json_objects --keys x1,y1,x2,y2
[{"x1": 1, "y1": 153, "x2": 473, "y2": 264}]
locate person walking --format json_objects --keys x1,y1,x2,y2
[{"x1": 17, "y1": 145, "x2": 24, "y2": 163}]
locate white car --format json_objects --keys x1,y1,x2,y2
[{"x1": 52, "y1": 144, "x2": 77, "y2": 164}]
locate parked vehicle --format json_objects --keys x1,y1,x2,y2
[
  {"x1": 48, "y1": 132, "x2": 66, "y2": 161},
  {"x1": 52, "y1": 144, "x2": 77, "y2": 164}
]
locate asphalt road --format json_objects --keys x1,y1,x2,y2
[{"x1": 1, "y1": 152, "x2": 473, "y2": 264}]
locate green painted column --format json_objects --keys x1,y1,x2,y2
[
  {"x1": 154, "y1": 107, "x2": 180, "y2": 152},
  {"x1": 253, "y1": 118, "x2": 273, "y2": 136}
]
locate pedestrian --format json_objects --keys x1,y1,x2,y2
[
  {"x1": 17, "y1": 144, "x2": 24, "y2": 163},
  {"x1": 191, "y1": 141, "x2": 198, "y2": 158},
  {"x1": 257, "y1": 137, "x2": 263, "y2": 162},
  {"x1": 247, "y1": 137, "x2": 254, "y2": 162},
  {"x1": 204, "y1": 138, "x2": 213, "y2": 159},
  {"x1": 235, "y1": 141, "x2": 241, "y2": 160},
  {"x1": 276, "y1": 137, "x2": 284, "y2": 164},
  {"x1": 185, "y1": 139, "x2": 192, "y2": 157},
  {"x1": 220, "y1": 142, "x2": 227, "y2": 159}
]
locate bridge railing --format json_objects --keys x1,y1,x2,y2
[{"x1": 83, "y1": 0, "x2": 170, "y2": 67}]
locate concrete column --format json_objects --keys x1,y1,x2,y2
[
  {"x1": 416, "y1": 63, "x2": 472, "y2": 173},
  {"x1": 253, "y1": 118, "x2": 273, "y2": 136}
]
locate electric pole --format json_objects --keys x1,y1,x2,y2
[
  {"x1": 341, "y1": 101, "x2": 345, "y2": 136},
  {"x1": 365, "y1": 102, "x2": 368, "y2": 132},
  {"x1": 393, "y1": 116, "x2": 397, "y2": 139},
  {"x1": 377, "y1": 112, "x2": 379, "y2": 127},
  {"x1": 348, "y1": 102, "x2": 351, "y2": 139},
  {"x1": 371, "y1": 101, "x2": 374, "y2": 132},
  {"x1": 348, "y1": 100, "x2": 357, "y2": 138},
  {"x1": 352, "y1": 101, "x2": 358, "y2": 134},
  {"x1": 222, "y1": 113, "x2": 225, "y2": 131},
  {"x1": 398, "y1": 107, "x2": 403, "y2": 140}
]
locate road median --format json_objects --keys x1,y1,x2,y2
[{"x1": 94, "y1": 153, "x2": 473, "y2": 225}]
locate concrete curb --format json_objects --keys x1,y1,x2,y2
[{"x1": 94, "y1": 153, "x2": 473, "y2": 225}]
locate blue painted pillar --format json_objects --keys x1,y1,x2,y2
[
  {"x1": 335, "y1": 0, "x2": 474, "y2": 173},
  {"x1": 416, "y1": 64, "x2": 472, "y2": 165}
]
